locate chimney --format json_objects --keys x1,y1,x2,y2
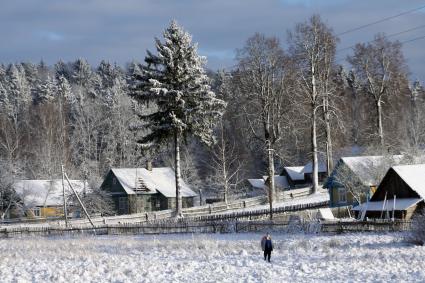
[{"x1": 146, "y1": 160, "x2": 153, "y2": 171}]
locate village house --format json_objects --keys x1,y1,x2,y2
[
  {"x1": 352, "y1": 164, "x2": 425, "y2": 220},
  {"x1": 100, "y1": 166, "x2": 197, "y2": 214},
  {"x1": 246, "y1": 175, "x2": 290, "y2": 196},
  {"x1": 325, "y1": 155, "x2": 403, "y2": 207},
  {"x1": 280, "y1": 161, "x2": 327, "y2": 188},
  {"x1": 280, "y1": 166, "x2": 305, "y2": 187},
  {"x1": 12, "y1": 179, "x2": 87, "y2": 218},
  {"x1": 301, "y1": 161, "x2": 328, "y2": 184}
]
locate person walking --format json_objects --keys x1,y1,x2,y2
[{"x1": 261, "y1": 232, "x2": 273, "y2": 262}]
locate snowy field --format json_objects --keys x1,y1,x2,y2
[{"x1": 1, "y1": 232, "x2": 424, "y2": 283}]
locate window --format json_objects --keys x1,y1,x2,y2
[
  {"x1": 338, "y1": 188, "x2": 347, "y2": 204},
  {"x1": 119, "y1": 197, "x2": 128, "y2": 212},
  {"x1": 112, "y1": 177, "x2": 117, "y2": 185},
  {"x1": 33, "y1": 207, "x2": 41, "y2": 217},
  {"x1": 155, "y1": 199, "x2": 161, "y2": 209}
]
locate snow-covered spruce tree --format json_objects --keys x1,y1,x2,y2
[{"x1": 131, "y1": 21, "x2": 226, "y2": 216}]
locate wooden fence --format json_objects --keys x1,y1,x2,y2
[
  {"x1": 0, "y1": 218, "x2": 412, "y2": 238},
  {"x1": 1, "y1": 187, "x2": 317, "y2": 228},
  {"x1": 320, "y1": 219, "x2": 412, "y2": 233},
  {"x1": 182, "y1": 187, "x2": 313, "y2": 217}
]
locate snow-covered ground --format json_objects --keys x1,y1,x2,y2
[{"x1": 0, "y1": 232, "x2": 423, "y2": 282}]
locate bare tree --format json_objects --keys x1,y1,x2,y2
[
  {"x1": 287, "y1": 15, "x2": 338, "y2": 193},
  {"x1": 234, "y1": 33, "x2": 288, "y2": 218},
  {"x1": 408, "y1": 81, "x2": 425, "y2": 149},
  {"x1": 207, "y1": 120, "x2": 244, "y2": 205},
  {"x1": 67, "y1": 176, "x2": 116, "y2": 216},
  {"x1": 347, "y1": 34, "x2": 409, "y2": 148},
  {"x1": 0, "y1": 160, "x2": 23, "y2": 219}
]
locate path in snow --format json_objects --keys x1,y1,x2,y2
[{"x1": 0, "y1": 232, "x2": 423, "y2": 282}]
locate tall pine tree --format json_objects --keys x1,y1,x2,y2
[{"x1": 132, "y1": 21, "x2": 226, "y2": 216}]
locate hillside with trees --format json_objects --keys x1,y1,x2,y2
[{"x1": 0, "y1": 16, "x2": 424, "y2": 214}]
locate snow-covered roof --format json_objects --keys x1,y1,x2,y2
[
  {"x1": 302, "y1": 161, "x2": 327, "y2": 174},
  {"x1": 340, "y1": 155, "x2": 403, "y2": 186},
  {"x1": 247, "y1": 176, "x2": 289, "y2": 190},
  {"x1": 392, "y1": 164, "x2": 425, "y2": 199},
  {"x1": 317, "y1": 208, "x2": 335, "y2": 220},
  {"x1": 352, "y1": 198, "x2": 422, "y2": 211},
  {"x1": 111, "y1": 167, "x2": 197, "y2": 198},
  {"x1": 283, "y1": 166, "x2": 305, "y2": 181},
  {"x1": 247, "y1": 179, "x2": 264, "y2": 189},
  {"x1": 13, "y1": 180, "x2": 88, "y2": 207}
]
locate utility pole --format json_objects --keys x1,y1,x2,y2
[
  {"x1": 61, "y1": 165, "x2": 68, "y2": 228},
  {"x1": 63, "y1": 168, "x2": 95, "y2": 228}
]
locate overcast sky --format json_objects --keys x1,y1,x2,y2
[{"x1": 1, "y1": 0, "x2": 425, "y2": 79}]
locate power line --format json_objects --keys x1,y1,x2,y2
[
  {"x1": 335, "y1": 33, "x2": 425, "y2": 63},
  {"x1": 336, "y1": 4, "x2": 425, "y2": 36},
  {"x1": 401, "y1": 34, "x2": 425, "y2": 44},
  {"x1": 337, "y1": 23, "x2": 425, "y2": 52}
]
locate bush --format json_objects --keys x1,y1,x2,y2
[{"x1": 409, "y1": 210, "x2": 425, "y2": 246}]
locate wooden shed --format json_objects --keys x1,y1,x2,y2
[{"x1": 353, "y1": 164, "x2": 425, "y2": 220}]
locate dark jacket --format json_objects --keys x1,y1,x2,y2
[{"x1": 261, "y1": 236, "x2": 273, "y2": 251}]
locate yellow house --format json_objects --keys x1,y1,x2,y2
[{"x1": 13, "y1": 179, "x2": 88, "y2": 219}]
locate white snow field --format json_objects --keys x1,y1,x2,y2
[{"x1": 0, "y1": 232, "x2": 424, "y2": 283}]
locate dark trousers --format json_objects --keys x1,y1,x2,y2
[{"x1": 264, "y1": 249, "x2": 271, "y2": 262}]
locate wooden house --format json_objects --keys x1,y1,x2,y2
[
  {"x1": 280, "y1": 166, "x2": 305, "y2": 187},
  {"x1": 302, "y1": 161, "x2": 327, "y2": 184},
  {"x1": 353, "y1": 164, "x2": 425, "y2": 220},
  {"x1": 279, "y1": 162, "x2": 327, "y2": 189},
  {"x1": 101, "y1": 167, "x2": 197, "y2": 214},
  {"x1": 325, "y1": 155, "x2": 403, "y2": 207},
  {"x1": 13, "y1": 179, "x2": 87, "y2": 218},
  {"x1": 246, "y1": 175, "x2": 290, "y2": 196}
]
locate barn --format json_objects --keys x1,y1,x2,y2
[
  {"x1": 352, "y1": 164, "x2": 425, "y2": 220},
  {"x1": 101, "y1": 167, "x2": 197, "y2": 214}
]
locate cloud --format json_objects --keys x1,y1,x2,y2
[
  {"x1": 33, "y1": 31, "x2": 64, "y2": 42},
  {"x1": 0, "y1": 0, "x2": 424, "y2": 79}
]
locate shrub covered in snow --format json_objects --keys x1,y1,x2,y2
[{"x1": 409, "y1": 210, "x2": 425, "y2": 245}]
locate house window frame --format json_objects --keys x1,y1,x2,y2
[
  {"x1": 118, "y1": 196, "x2": 127, "y2": 211},
  {"x1": 338, "y1": 187, "x2": 347, "y2": 204},
  {"x1": 155, "y1": 199, "x2": 161, "y2": 209},
  {"x1": 33, "y1": 207, "x2": 41, "y2": 217},
  {"x1": 112, "y1": 177, "x2": 117, "y2": 185}
]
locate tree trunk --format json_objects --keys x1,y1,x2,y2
[
  {"x1": 324, "y1": 97, "x2": 333, "y2": 177},
  {"x1": 377, "y1": 99, "x2": 384, "y2": 148},
  {"x1": 221, "y1": 125, "x2": 229, "y2": 206},
  {"x1": 410, "y1": 93, "x2": 419, "y2": 148},
  {"x1": 174, "y1": 131, "x2": 182, "y2": 217},
  {"x1": 312, "y1": 110, "x2": 319, "y2": 194},
  {"x1": 267, "y1": 141, "x2": 274, "y2": 219},
  {"x1": 311, "y1": 61, "x2": 319, "y2": 194}
]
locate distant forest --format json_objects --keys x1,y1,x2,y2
[{"x1": 0, "y1": 15, "x2": 424, "y2": 199}]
